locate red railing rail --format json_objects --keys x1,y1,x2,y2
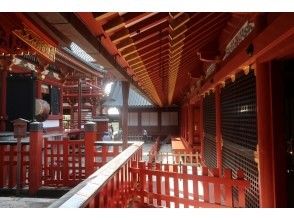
[
  {"x1": 130, "y1": 162, "x2": 250, "y2": 208},
  {"x1": 49, "y1": 141, "x2": 143, "y2": 208}
]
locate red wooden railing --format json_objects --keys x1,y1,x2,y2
[
  {"x1": 0, "y1": 141, "x2": 30, "y2": 189},
  {"x1": 0, "y1": 139, "x2": 134, "y2": 190},
  {"x1": 130, "y1": 162, "x2": 250, "y2": 208},
  {"x1": 43, "y1": 138, "x2": 86, "y2": 187},
  {"x1": 49, "y1": 142, "x2": 143, "y2": 208},
  {"x1": 43, "y1": 139, "x2": 133, "y2": 187},
  {"x1": 94, "y1": 141, "x2": 123, "y2": 168}
]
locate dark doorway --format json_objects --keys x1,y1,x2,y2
[{"x1": 283, "y1": 59, "x2": 294, "y2": 207}]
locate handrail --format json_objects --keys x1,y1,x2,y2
[
  {"x1": 49, "y1": 141, "x2": 143, "y2": 208},
  {"x1": 94, "y1": 141, "x2": 136, "y2": 145}
]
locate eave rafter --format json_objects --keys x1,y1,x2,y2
[{"x1": 90, "y1": 12, "x2": 234, "y2": 106}]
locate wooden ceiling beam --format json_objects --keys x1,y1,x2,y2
[
  {"x1": 120, "y1": 34, "x2": 169, "y2": 57},
  {"x1": 125, "y1": 40, "x2": 169, "y2": 63},
  {"x1": 93, "y1": 12, "x2": 117, "y2": 22},
  {"x1": 119, "y1": 29, "x2": 169, "y2": 53},
  {"x1": 171, "y1": 13, "x2": 228, "y2": 43},
  {"x1": 124, "y1": 12, "x2": 157, "y2": 28},
  {"x1": 170, "y1": 13, "x2": 195, "y2": 31},
  {"x1": 170, "y1": 14, "x2": 229, "y2": 49},
  {"x1": 169, "y1": 17, "x2": 228, "y2": 59},
  {"x1": 169, "y1": 12, "x2": 184, "y2": 19},
  {"x1": 111, "y1": 13, "x2": 169, "y2": 43},
  {"x1": 134, "y1": 61, "x2": 169, "y2": 75},
  {"x1": 121, "y1": 35, "x2": 169, "y2": 57},
  {"x1": 127, "y1": 45, "x2": 170, "y2": 64},
  {"x1": 131, "y1": 53, "x2": 169, "y2": 70},
  {"x1": 103, "y1": 12, "x2": 155, "y2": 34},
  {"x1": 133, "y1": 59, "x2": 168, "y2": 74}
]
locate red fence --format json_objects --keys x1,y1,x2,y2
[
  {"x1": 43, "y1": 139, "x2": 130, "y2": 187},
  {"x1": 43, "y1": 138, "x2": 86, "y2": 187},
  {"x1": 0, "y1": 139, "x2": 131, "y2": 190},
  {"x1": 49, "y1": 142, "x2": 143, "y2": 208},
  {"x1": 130, "y1": 162, "x2": 250, "y2": 208},
  {"x1": 0, "y1": 142, "x2": 30, "y2": 189}
]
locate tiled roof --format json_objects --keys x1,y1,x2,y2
[
  {"x1": 103, "y1": 81, "x2": 153, "y2": 108},
  {"x1": 63, "y1": 47, "x2": 107, "y2": 73}
]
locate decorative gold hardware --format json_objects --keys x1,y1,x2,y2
[{"x1": 12, "y1": 26, "x2": 56, "y2": 62}]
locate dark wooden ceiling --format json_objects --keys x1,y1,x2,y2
[{"x1": 76, "y1": 12, "x2": 255, "y2": 107}]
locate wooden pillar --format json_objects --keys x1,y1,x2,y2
[
  {"x1": 59, "y1": 86, "x2": 63, "y2": 131},
  {"x1": 84, "y1": 122, "x2": 96, "y2": 177},
  {"x1": 0, "y1": 70, "x2": 7, "y2": 131},
  {"x1": 77, "y1": 79, "x2": 82, "y2": 129},
  {"x1": 269, "y1": 61, "x2": 286, "y2": 207},
  {"x1": 199, "y1": 96, "x2": 204, "y2": 162},
  {"x1": 215, "y1": 85, "x2": 222, "y2": 170},
  {"x1": 255, "y1": 62, "x2": 275, "y2": 207},
  {"x1": 36, "y1": 80, "x2": 42, "y2": 99},
  {"x1": 188, "y1": 104, "x2": 194, "y2": 148},
  {"x1": 122, "y1": 81, "x2": 130, "y2": 150},
  {"x1": 70, "y1": 104, "x2": 74, "y2": 129},
  {"x1": 158, "y1": 109, "x2": 162, "y2": 136},
  {"x1": 29, "y1": 122, "x2": 43, "y2": 195}
]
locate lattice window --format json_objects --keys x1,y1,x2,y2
[
  {"x1": 204, "y1": 92, "x2": 216, "y2": 135},
  {"x1": 142, "y1": 112, "x2": 158, "y2": 126},
  {"x1": 221, "y1": 72, "x2": 259, "y2": 207},
  {"x1": 203, "y1": 92, "x2": 216, "y2": 168},
  {"x1": 128, "y1": 112, "x2": 138, "y2": 126},
  {"x1": 222, "y1": 143, "x2": 259, "y2": 207},
  {"x1": 204, "y1": 134, "x2": 217, "y2": 168},
  {"x1": 221, "y1": 72, "x2": 257, "y2": 151}
]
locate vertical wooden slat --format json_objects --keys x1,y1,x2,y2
[
  {"x1": 44, "y1": 138, "x2": 48, "y2": 184},
  {"x1": 212, "y1": 168, "x2": 221, "y2": 205},
  {"x1": 8, "y1": 146, "x2": 14, "y2": 188},
  {"x1": 102, "y1": 145, "x2": 107, "y2": 165},
  {"x1": 21, "y1": 144, "x2": 26, "y2": 187},
  {"x1": 50, "y1": 142, "x2": 54, "y2": 182},
  {"x1": 224, "y1": 169, "x2": 233, "y2": 207},
  {"x1": 182, "y1": 165, "x2": 189, "y2": 207},
  {"x1": 63, "y1": 140, "x2": 69, "y2": 186},
  {"x1": 202, "y1": 167, "x2": 209, "y2": 203},
  {"x1": 237, "y1": 170, "x2": 246, "y2": 208},
  {"x1": 139, "y1": 161, "x2": 146, "y2": 205},
  {"x1": 155, "y1": 163, "x2": 162, "y2": 206},
  {"x1": 173, "y1": 164, "x2": 179, "y2": 207},
  {"x1": 118, "y1": 168, "x2": 124, "y2": 207},
  {"x1": 192, "y1": 166, "x2": 199, "y2": 207},
  {"x1": 123, "y1": 163, "x2": 127, "y2": 206},
  {"x1": 147, "y1": 162, "x2": 153, "y2": 205},
  {"x1": 78, "y1": 142, "x2": 82, "y2": 180},
  {"x1": 0, "y1": 147, "x2": 4, "y2": 187},
  {"x1": 58, "y1": 142, "x2": 61, "y2": 183},
  {"x1": 164, "y1": 164, "x2": 170, "y2": 207}
]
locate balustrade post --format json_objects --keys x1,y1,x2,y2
[
  {"x1": 29, "y1": 121, "x2": 43, "y2": 195},
  {"x1": 256, "y1": 62, "x2": 275, "y2": 207},
  {"x1": 85, "y1": 122, "x2": 97, "y2": 177}
]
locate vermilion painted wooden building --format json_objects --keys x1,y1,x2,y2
[{"x1": 0, "y1": 12, "x2": 294, "y2": 208}]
